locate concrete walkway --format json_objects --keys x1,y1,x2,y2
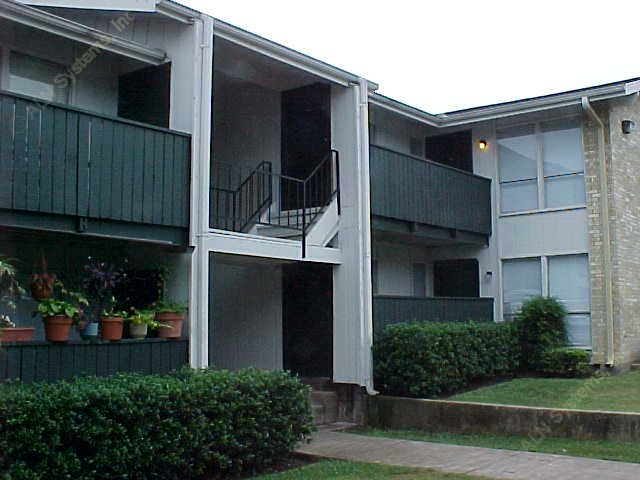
[{"x1": 296, "y1": 429, "x2": 640, "y2": 479}]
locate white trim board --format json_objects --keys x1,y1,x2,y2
[{"x1": 201, "y1": 230, "x2": 342, "y2": 264}]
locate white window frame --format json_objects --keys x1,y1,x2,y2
[{"x1": 498, "y1": 117, "x2": 586, "y2": 216}]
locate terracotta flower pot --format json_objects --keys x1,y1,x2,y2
[
  {"x1": 43, "y1": 316, "x2": 73, "y2": 342},
  {"x1": 155, "y1": 312, "x2": 185, "y2": 339},
  {"x1": 0, "y1": 327, "x2": 35, "y2": 343},
  {"x1": 129, "y1": 323, "x2": 148, "y2": 339},
  {"x1": 101, "y1": 317, "x2": 124, "y2": 341}
]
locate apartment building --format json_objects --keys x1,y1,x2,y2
[{"x1": 1, "y1": 0, "x2": 639, "y2": 408}]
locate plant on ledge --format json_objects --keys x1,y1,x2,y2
[
  {"x1": 153, "y1": 301, "x2": 188, "y2": 339},
  {"x1": 82, "y1": 257, "x2": 126, "y2": 341},
  {"x1": 0, "y1": 257, "x2": 32, "y2": 343},
  {"x1": 127, "y1": 309, "x2": 163, "y2": 339},
  {"x1": 30, "y1": 252, "x2": 56, "y2": 300},
  {"x1": 34, "y1": 284, "x2": 88, "y2": 343}
]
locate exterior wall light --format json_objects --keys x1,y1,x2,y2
[
  {"x1": 622, "y1": 120, "x2": 635, "y2": 134},
  {"x1": 478, "y1": 140, "x2": 488, "y2": 151}
]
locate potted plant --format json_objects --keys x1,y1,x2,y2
[
  {"x1": 0, "y1": 258, "x2": 32, "y2": 343},
  {"x1": 127, "y1": 309, "x2": 161, "y2": 339},
  {"x1": 100, "y1": 309, "x2": 127, "y2": 341},
  {"x1": 34, "y1": 287, "x2": 88, "y2": 342},
  {"x1": 154, "y1": 301, "x2": 188, "y2": 339},
  {"x1": 82, "y1": 257, "x2": 125, "y2": 341},
  {"x1": 30, "y1": 252, "x2": 56, "y2": 300}
]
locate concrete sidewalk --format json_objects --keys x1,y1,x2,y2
[{"x1": 296, "y1": 429, "x2": 640, "y2": 480}]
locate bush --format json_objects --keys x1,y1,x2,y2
[
  {"x1": 540, "y1": 348, "x2": 593, "y2": 378},
  {"x1": 0, "y1": 368, "x2": 312, "y2": 480},
  {"x1": 517, "y1": 297, "x2": 567, "y2": 370},
  {"x1": 373, "y1": 322, "x2": 520, "y2": 397}
]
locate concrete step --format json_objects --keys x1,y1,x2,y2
[
  {"x1": 631, "y1": 364, "x2": 640, "y2": 371},
  {"x1": 310, "y1": 390, "x2": 338, "y2": 426},
  {"x1": 252, "y1": 224, "x2": 302, "y2": 239}
]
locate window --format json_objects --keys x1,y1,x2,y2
[
  {"x1": 498, "y1": 118, "x2": 585, "y2": 213},
  {"x1": 9, "y1": 52, "x2": 69, "y2": 103},
  {"x1": 548, "y1": 254, "x2": 591, "y2": 347},
  {"x1": 502, "y1": 258, "x2": 542, "y2": 321},
  {"x1": 412, "y1": 263, "x2": 426, "y2": 297},
  {"x1": 502, "y1": 254, "x2": 592, "y2": 348}
]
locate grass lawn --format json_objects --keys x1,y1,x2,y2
[
  {"x1": 251, "y1": 461, "x2": 494, "y2": 479},
  {"x1": 449, "y1": 370, "x2": 640, "y2": 412},
  {"x1": 349, "y1": 428, "x2": 640, "y2": 464}
]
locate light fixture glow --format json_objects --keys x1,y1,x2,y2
[{"x1": 478, "y1": 140, "x2": 488, "y2": 151}]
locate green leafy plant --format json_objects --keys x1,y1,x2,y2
[
  {"x1": 153, "y1": 301, "x2": 188, "y2": 314},
  {"x1": 33, "y1": 283, "x2": 88, "y2": 321},
  {"x1": 540, "y1": 348, "x2": 593, "y2": 378},
  {"x1": 0, "y1": 369, "x2": 313, "y2": 479},
  {"x1": 128, "y1": 309, "x2": 164, "y2": 329},
  {"x1": 0, "y1": 257, "x2": 25, "y2": 326},
  {"x1": 373, "y1": 321, "x2": 520, "y2": 397},
  {"x1": 517, "y1": 296, "x2": 568, "y2": 371}
]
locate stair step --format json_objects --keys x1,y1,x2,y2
[
  {"x1": 310, "y1": 390, "x2": 338, "y2": 426},
  {"x1": 631, "y1": 364, "x2": 640, "y2": 371}
]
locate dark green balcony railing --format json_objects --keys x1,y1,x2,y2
[
  {"x1": 0, "y1": 338, "x2": 188, "y2": 383},
  {"x1": 0, "y1": 90, "x2": 191, "y2": 244},
  {"x1": 370, "y1": 145, "x2": 492, "y2": 237},
  {"x1": 373, "y1": 295, "x2": 494, "y2": 335}
]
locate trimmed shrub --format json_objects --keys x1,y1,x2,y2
[
  {"x1": 373, "y1": 322, "x2": 520, "y2": 397},
  {"x1": 0, "y1": 368, "x2": 312, "y2": 480},
  {"x1": 540, "y1": 348, "x2": 593, "y2": 378},
  {"x1": 517, "y1": 296, "x2": 567, "y2": 370}
]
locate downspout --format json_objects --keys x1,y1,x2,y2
[
  {"x1": 581, "y1": 97, "x2": 615, "y2": 366},
  {"x1": 356, "y1": 78, "x2": 377, "y2": 395}
]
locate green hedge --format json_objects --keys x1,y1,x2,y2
[
  {"x1": 0, "y1": 369, "x2": 312, "y2": 480},
  {"x1": 373, "y1": 322, "x2": 520, "y2": 397},
  {"x1": 540, "y1": 348, "x2": 593, "y2": 378}
]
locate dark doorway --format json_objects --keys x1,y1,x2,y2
[
  {"x1": 424, "y1": 130, "x2": 473, "y2": 172},
  {"x1": 281, "y1": 83, "x2": 331, "y2": 210},
  {"x1": 433, "y1": 259, "x2": 480, "y2": 297},
  {"x1": 118, "y1": 63, "x2": 171, "y2": 128},
  {"x1": 282, "y1": 263, "x2": 333, "y2": 378}
]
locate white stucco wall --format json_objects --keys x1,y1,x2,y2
[{"x1": 209, "y1": 261, "x2": 283, "y2": 371}]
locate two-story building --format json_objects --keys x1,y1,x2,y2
[{"x1": 2, "y1": 0, "x2": 640, "y2": 422}]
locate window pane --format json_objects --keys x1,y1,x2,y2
[
  {"x1": 542, "y1": 119, "x2": 583, "y2": 176},
  {"x1": 412, "y1": 263, "x2": 426, "y2": 297},
  {"x1": 548, "y1": 255, "x2": 590, "y2": 312},
  {"x1": 501, "y1": 179, "x2": 538, "y2": 213},
  {"x1": 9, "y1": 52, "x2": 69, "y2": 103},
  {"x1": 502, "y1": 258, "x2": 542, "y2": 317},
  {"x1": 545, "y1": 173, "x2": 586, "y2": 208},
  {"x1": 498, "y1": 126, "x2": 538, "y2": 182},
  {"x1": 565, "y1": 314, "x2": 592, "y2": 347}
]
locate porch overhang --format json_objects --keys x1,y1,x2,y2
[
  {"x1": 372, "y1": 216, "x2": 489, "y2": 247},
  {"x1": 5, "y1": 0, "x2": 167, "y2": 64}
]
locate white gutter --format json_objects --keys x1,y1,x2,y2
[
  {"x1": 212, "y1": 18, "x2": 379, "y2": 90},
  {"x1": 582, "y1": 97, "x2": 615, "y2": 366},
  {"x1": 4, "y1": 0, "x2": 167, "y2": 64},
  {"x1": 156, "y1": 0, "x2": 196, "y2": 24}
]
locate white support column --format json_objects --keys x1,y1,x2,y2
[{"x1": 188, "y1": 14, "x2": 214, "y2": 369}]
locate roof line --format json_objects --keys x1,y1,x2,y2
[
  {"x1": 5, "y1": 0, "x2": 167, "y2": 64},
  {"x1": 370, "y1": 78, "x2": 640, "y2": 127}
]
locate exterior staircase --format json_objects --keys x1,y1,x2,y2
[{"x1": 304, "y1": 377, "x2": 340, "y2": 426}]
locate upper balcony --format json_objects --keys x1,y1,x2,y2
[
  {"x1": 0, "y1": 89, "x2": 191, "y2": 245},
  {"x1": 369, "y1": 145, "x2": 492, "y2": 245}
]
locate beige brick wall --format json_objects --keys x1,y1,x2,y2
[{"x1": 584, "y1": 96, "x2": 640, "y2": 368}]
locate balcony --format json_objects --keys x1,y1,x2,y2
[
  {"x1": 369, "y1": 145, "x2": 492, "y2": 245},
  {"x1": 0, "y1": 90, "x2": 191, "y2": 245},
  {"x1": 372, "y1": 296, "x2": 495, "y2": 335}
]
